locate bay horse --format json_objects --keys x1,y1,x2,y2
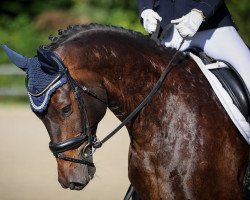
[{"x1": 2, "y1": 24, "x2": 249, "y2": 199}]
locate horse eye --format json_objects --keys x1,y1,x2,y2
[{"x1": 61, "y1": 105, "x2": 72, "y2": 117}]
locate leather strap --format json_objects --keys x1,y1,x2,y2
[
  {"x1": 49, "y1": 134, "x2": 88, "y2": 154},
  {"x1": 56, "y1": 153, "x2": 95, "y2": 167},
  {"x1": 94, "y1": 29, "x2": 184, "y2": 148},
  {"x1": 150, "y1": 20, "x2": 162, "y2": 44},
  {"x1": 123, "y1": 184, "x2": 136, "y2": 200},
  {"x1": 151, "y1": 22, "x2": 173, "y2": 45}
]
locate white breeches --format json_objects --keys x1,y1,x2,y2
[{"x1": 162, "y1": 26, "x2": 250, "y2": 92}]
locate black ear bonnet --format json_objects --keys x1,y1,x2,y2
[
  {"x1": 37, "y1": 48, "x2": 65, "y2": 75},
  {"x1": 2, "y1": 45, "x2": 68, "y2": 112}
]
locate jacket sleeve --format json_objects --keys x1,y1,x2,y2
[
  {"x1": 195, "y1": 0, "x2": 224, "y2": 19},
  {"x1": 138, "y1": 0, "x2": 155, "y2": 14}
]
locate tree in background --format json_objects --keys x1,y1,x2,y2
[
  {"x1": 0, "y1": 0, "x2": 73, "y2": 18},
  {"x1": 0, "y1": 0, "x2": 248, "y2": 103},
  {"x1": 226, "y1": 0, "x2": 250, "y2": 45},
  {"x1": 0, "y1": 0, "x2": 249, "y2": 62}
]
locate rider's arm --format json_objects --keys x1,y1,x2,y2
[
  {"x1": 195, "y1": 0, "x2": 224, "y2": 20},
  {"x1": 138, "y1": 0, "x2": 154, "y2": 14}
]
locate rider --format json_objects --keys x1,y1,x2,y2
[{"x1": 138, "y1": 0, "x2": 250, "y2": 93}]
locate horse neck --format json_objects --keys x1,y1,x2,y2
[
  {"x1": 76, "y1": 34, "x2": 167, "y2": 121},
  {"x1": 101, "y1": 43, "x2": 168, "y2": 120}
]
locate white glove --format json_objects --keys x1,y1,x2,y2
[
  {"x1": 141, "y1": 9, "x2": 162, "y2": 34},
  {"x1": 171, "y1": 9, "x2": 204, "y2": 38},
  {"x1": 164, "y1": 26, "x2": 184, "y2": 49}
]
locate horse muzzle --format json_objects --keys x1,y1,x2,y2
[{"x1": 58, "y1": 163, "x2": 96, "y2": 190}]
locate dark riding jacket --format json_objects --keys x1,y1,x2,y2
[{"x1": 138, "y1": 0, "x2": 236, "y2": 31}]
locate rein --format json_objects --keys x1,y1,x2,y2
[
  {"x1": 48, "y1": 23, "x2": 184, "y2": 170},
  {"x1": 37, "y1": 23, "x2": 184, "y2": 200},
  {"x1": 94, "y1": 23, "x2": 184, "y2": 148}
]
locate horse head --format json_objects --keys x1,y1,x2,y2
[
  {"x1": 3, "y1": 23, "x2": 249, "y2": 198},
  {"x1": 2, "y1": 45, "x2": 108, "y2": 190}
]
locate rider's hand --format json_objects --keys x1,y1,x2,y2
[
  {"x1": 141, "y1": 9, "x2": 162, "y2": 34},
  {"x1": 171, "y1": 9, "x2": 204, "y2": 38}
]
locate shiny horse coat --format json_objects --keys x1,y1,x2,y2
[{"x1": 3, "y1": 24, "x2": 249, "y2": 199}]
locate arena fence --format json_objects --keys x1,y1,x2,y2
[{"x1": 0, "y1": 64, "x2": 26, "y2": 97}]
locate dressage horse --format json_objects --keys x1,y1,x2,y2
[{"x1": 3, "y1": 24, "x2": 249, "y2": 199}]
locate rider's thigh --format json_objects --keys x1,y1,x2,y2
[{"x1": 191, "y1": 26, "x2": 250, "y2": 91}]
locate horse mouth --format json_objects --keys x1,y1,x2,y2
[
  {"x1": 59, "y1": 166, "x2": 96, "y2": 190},
  {"x1": 60, "y1": 182, "x2": 87, "y2": 190},
  {"x1": 69, "y1": 182, "x2": 87, "y2": 190}
]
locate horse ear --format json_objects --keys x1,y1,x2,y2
[
  {"x1": 37, "y1": 48, "x2": 59, "y2": 75},
  {"x1": 1, "y1": 45, "x2": 30, "y2": 72}
]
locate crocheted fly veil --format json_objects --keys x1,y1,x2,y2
[{"x1": 2, "y1": 45, "x2": 67, "y2": 112}]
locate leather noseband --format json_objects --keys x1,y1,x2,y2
[{"x1": 39, "y1": 49, "x2": 105, "y2": 167}]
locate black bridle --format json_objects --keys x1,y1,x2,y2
[
  {"x1": 47, "y1": 24, "x2": 183, "y2": 170},
  {"x1": 39, "y1": 24, "x2": 183, "y2": 200},
  {"x1": 46, "y1": 53, "x2": 106, "y2": 168}
]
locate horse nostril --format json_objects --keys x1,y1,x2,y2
[
  {"x1": 69, "y1": 182, "x2": 75, "y2": 190},
  {"x1": 60, "y1": 182, "x2": 68, "y2": 189},
  {"x1": 69, "y1": 182, "x2": 85, "y2": 190}
]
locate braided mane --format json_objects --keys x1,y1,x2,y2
[
  {"x1": 42, "y1": 23, "x2": 185, "y2": 65},
  {"x1": 43, "y1": 23, "x2": 150, "y2": 50}
]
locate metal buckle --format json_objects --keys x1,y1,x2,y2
[{"x1": 80, "y1": 143, "x2": 94, "y2": 159}]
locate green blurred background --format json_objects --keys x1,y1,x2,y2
[{"x1": 0, "y1": 0, "x2": 249, "y2": 102}]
